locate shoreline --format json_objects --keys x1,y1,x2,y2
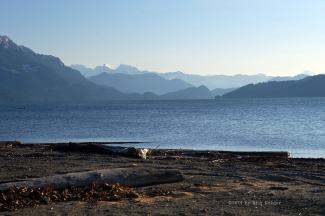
[
  {"x1": 2, "y1": 140, "x2": 320, "y2": 159},
  {"x1": 0, "y1": 141, "x2": 324, "y2": 215}
]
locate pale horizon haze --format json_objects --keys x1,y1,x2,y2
[{"x1": 1, "y1": 0, "x2": 325, "y2": 76}]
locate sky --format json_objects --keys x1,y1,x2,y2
[{"x1": 1, "y1": 0, "x2": 325, "y2": 76}]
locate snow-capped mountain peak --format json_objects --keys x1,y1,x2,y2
[{"x1": 0, "y1": 36, "x2": 15, "y2": 48}]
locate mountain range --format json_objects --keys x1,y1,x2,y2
[
  {"x1": 268, "y1": 74, "x2": 310, "y2": 82},
  {"x1": 0, "y1": 36, "x2": 142, "y2": 103},
  {"x1": 70, "y1": 64, "x2": 146, "y2": 78},
  {"x1": 1, "y1": 35, "x2": 323, "y2": 103},
  {"x1": 72, "y1": 64, "x2": 310, "y2": 91},
  {"x1": 224, "y1": 75, "x2": 325, "y2": 98},
  {"x1": 88, "y1": 72, "x2": 192, "y2": 95},
  {"x1": 158, "y1": 72, "x2": 273, "y2": 89},
  {"x1": 0, "y1": 36, "x2": 218, "y2": 102}
]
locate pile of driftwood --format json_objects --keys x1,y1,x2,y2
[
  {"x1": 0, "y1": 168, "x2": 185, "y2": 211},
  {"x1": 0, "y1": 183, "x2": 139, "y2": 211}
]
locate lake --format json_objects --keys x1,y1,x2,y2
[{"x1": 1, "y1": 98, "x2": 325, "y2": 158}]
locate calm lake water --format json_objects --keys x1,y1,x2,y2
[{"x1": 1, "y1": 98, "x2": 325, "y2": 158}]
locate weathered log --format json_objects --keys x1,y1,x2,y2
[
  {"x1": 51, "y1": 143, "x2": 150, "y2": 159},
  {"x1": 0, "y1": 168, "x2": 184, "y2": 191}
]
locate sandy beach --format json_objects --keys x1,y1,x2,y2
[{"x1": 0, "y1": 142, "x2": 324, "y2": 215}]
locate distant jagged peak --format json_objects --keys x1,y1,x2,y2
[
  {"x1": 0, "y1": 35, "x2": 12, "y2": 43},
  {"x1": 115, "y1": 64, "x2": 139, "y2": 72},
  {"x1": 103, "y1": 64, "x2": 113, "y2": 69},
  {"x1": 300, "y1": 70, "x2": 314, "y2": 76},
  {"x1": 94, "y1": 64, "x2": 114, "y2": 73},
  {"x1": 112, "y1": 64, "x2": 148, "y2": 75},
  {"x1": 0, "y1": 35, "x2": 33, "y2": 54},
  {"x1": 0, "y1": 35, "x2": 18, "y2": 49}
]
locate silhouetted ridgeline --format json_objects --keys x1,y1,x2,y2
[
  {"x1": 89, "y1": 72, "x2": 192, "y2": 95},
  {"x1": 158, "y1": 71, "x2": 273, "y2": 89},
  {"x1": 160, "y1": 86, "x2": 214, "y2": 100},
  {"x1": 72, "y1": 64, "x2": 276, "y2": 89},
  {"x1": 1, "y1": 36, "x2": 320, "y2": 102},
  {"x1": 0, "y1": 36, "x2": 225, "y2": 102},
  {"x1": 268, "y1": 74, "x2": 309, "y2": 82},
  {"x1": 0, "y1": 36, "x2": 146, "y2": 103},
  {"x1": 71, "y1": 64, "x2": 147, "y2": 77},
  {"x1": 223, "y1": 75, "x2": 325, "y2": 98}
]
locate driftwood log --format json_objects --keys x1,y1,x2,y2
[
  {"x1": 0, "y1": 168, "x2": 184, "y2": 191},
  {"x1": 51, "y1": 143, "x2": 150, "y2": 159}
]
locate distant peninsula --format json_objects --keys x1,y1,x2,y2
[{"x1": 223, "y1": 75, "x2": 325, "y2": 98}]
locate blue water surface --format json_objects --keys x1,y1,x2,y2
[{"x1": 1, "y1": 98, "x2": 325, "y2": 158}]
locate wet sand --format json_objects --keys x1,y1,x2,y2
[{"x1": 0, "y1": 142, "x2": 325, "y2": 215}]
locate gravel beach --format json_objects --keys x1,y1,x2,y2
[{"x1": 0, "y1": 142, "x2": 324, "y2": 215}]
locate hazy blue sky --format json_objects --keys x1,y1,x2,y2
[{"x1": 1, "y1": 0, "x2": 325, "y2": 75}]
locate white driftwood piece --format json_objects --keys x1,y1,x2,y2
[{"x1": 0, "y1": 168, "x2": 184, "y2": 191}]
